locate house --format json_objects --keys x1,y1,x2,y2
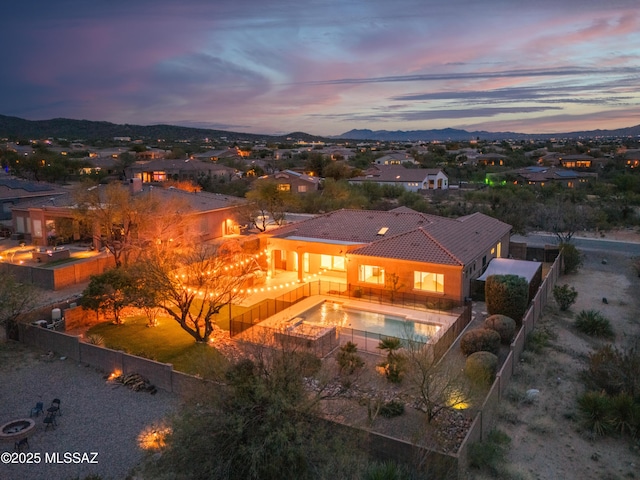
[
  {"x1": 558, "y1": 154, "x2": 595, "y2": 169},
  {"x1": 487, "y1": 166, "x2": 597, "y2": 188},
  {"x1": 0, "y1": 178, "x2": 67, "y2": 227},
  {"x1": 255, "y1": 170, "x2": 320, "y2": 194},
  {"x1": 191, "y1": 147, "x2": 245, "y2": 162},
  {"x1": 373, "y1": 152, "x2": 417, "y2": 166},
  {"x1": 263, "y1": 208, "x2": 511, "y2": 304},
  {"x1": 625, "y1": 150, "x2": 640, "y2": 169},
  {"x1": 348, "y1": 165, "x2": 448, "y2": 191},
  {"x1": 126, "y1": 159, "x2": 238, "y2": 184},
  {"x1": 476, "y1": 153, "x2": 508, "y2": 166},
  {"x1": 10, "y1": 180, "x2": 247, "y2": 247}
]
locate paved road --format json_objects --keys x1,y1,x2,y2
[{"x1": 511, "y1": 233, "x2": 640, "y2": 256}]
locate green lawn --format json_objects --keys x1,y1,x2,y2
[{"x1": 86, "y1": 305, "x2": 249, "y2": 377}]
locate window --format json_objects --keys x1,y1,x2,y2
[
  {"x1": 414, "y1": 272, "x2": 444, "y2": 293},
  {"x1": 297, "y1": 185, "x2": 307, "y2": 193},
  {"x1": 359, "y1": 265, "x2": 385, "y2": 284},
  {"x1": 277, "y1": 183, "x2": 291, "y2": 191},
  {"x1": 321, "y1": 254, "x2": 345, "y2": 271}
]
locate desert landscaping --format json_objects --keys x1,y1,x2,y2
[{"x1": 468, "y1": 244, "x2": 640, "y2": 479}]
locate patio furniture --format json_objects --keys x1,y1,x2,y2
[
  {"x1": 48, "y1": 398, "x2": 61, "y2": 416},
  {"x1": 29, "y1": 402, "x2": 44, "y2": 417},
  {"x1": 43, "y1": 413, "x2": 57, "y2": 431}
]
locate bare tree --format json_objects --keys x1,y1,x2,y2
[
  {"x1": 139, "y1": 242, "x2": 259, "y2": 342},
  {"x1": 0, "y1": 275, "x2": 36, "y2": 340},
  {"x1": 72, "y1": 181, "x2": 191, "y2": 267},
  {"x1": 404, "y1": 338, "x2": 473, "y2": 423}
]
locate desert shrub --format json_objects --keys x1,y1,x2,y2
[
  {"x1": 553, "y1": 284, "x2": 578, "y2": 311},
  {"x1": 609, "y1": 393, "x2": 640, "y2": 436},
  {"x1": 379, "y1": 400, "x2": 405, "y2": 419},
  {"x1": 468, "y1": 429, "x2": 511, "y2": 474},
  {"x1": 460, "y1": 328, "x2": 501, "y2": 356},
  {"x1": 560, "y1": 242, "x2": 582, "y2": 274},
  {"x1": 465, "y1": 351, "x2": 498, "y2": 385},
  {"x1": 336, "y1": 341, "x2": 364, "y2": 374},
  {"x1": 85, "y1": 333, "x2": 105, "y2": 346},
  {"x1": 483, "y1": 314, "x2": 517, "y2": 344},
  {"x1": 525, "y1": 327, "x2": 553, "y2": 354},
  {"x1": 584, "y1": 343, "x2": 640, "y2": 399},
  {"x1": 575, "y1": 309, "x2": 614, "y2": 339},
  {"x1": 577, "y1": 391, "x2": 613, "y2": 436},
  {"x1": 485, "y1": 274, "x2": 529, "y2": 323}
]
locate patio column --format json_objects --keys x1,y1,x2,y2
[{"x1": 297, "y1": 249, "x2": 304, "y2": 283}]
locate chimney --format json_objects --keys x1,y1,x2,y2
[{"x1": 129, "y1": 177, "x2": 142, "y2": 194}]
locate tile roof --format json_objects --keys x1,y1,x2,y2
[
  {"x1": 350, "y1": 166, "x2": 445, "y2": 183},
  {"x1": 269, "y1": 208, "x2": 512, "y2": 266}
]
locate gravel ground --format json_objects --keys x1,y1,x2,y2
[{"x1": 0, "y1": 342, "x2": 179, "y2": 480}]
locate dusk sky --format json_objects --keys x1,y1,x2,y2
[{"x1": 3, "y1": 0, "x2": 640, "y2": 136}]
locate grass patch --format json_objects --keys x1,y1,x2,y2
[{"x1": 87, "y1": 315, "x2": 228, "y2": 378}]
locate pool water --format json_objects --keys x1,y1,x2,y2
[{"x1": 300, "y1": 301, "x2": 440, "y2": 342}]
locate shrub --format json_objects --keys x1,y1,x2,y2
[
  {"x1": 85, "y1": 334, "x2": 105, "y2": 346},
  {"x1": 485, "y1": 274, "x2": 528, "y2": 324},
  {"x1": 483, "y1": 314, "x2": 517, "y2": 344},
  {"x1": 377, "y1": 337, "x2": 406, "y2": 383},
  {"x1": 468, "y1": 429, "x2": 510, "y2": 474},
  {"x1": 465, "y1": 351, "x2": 498, "y2": 385},
  {"x1": 584, "y1": 343, "x2": 640, "y2": 399},
  {"x1": 575, "y1": 309, "x2": 614, "y2": 339},
  {"x1": 609, "y1": 393, "x2": 640, "y2": 436},
  {"x1": 336, "y1": 341, "x2": 364, "y2": 375},
  {"x1": 379, "y1": 400, "x2": 405, "y2": 419},
  {"x1": 577, "y1": 391, "x2": 613, "y2": 436},
  {"x1": 553, "y1": 284, "x2": 578, "y2": 311},
  {"x1": 560, "y1": 242, "x2": 582, "y2": 275},
  {"x1": 460, "y1": 328, "x2": 501, "y2": 356}
]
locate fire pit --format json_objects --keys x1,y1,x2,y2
[{"x1": 0, "y1": 419, "x2": 36, "y2": 442}]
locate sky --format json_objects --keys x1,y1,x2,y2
[{"x1": 2, "y1": 0, "x2": 640, "y2": 136}]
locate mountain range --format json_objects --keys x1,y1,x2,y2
[{"x1": 1, "y1": 114, "x2": 639, "y2": 143}]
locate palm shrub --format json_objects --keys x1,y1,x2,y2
[
  {"x1": 483, "y1": 314, "x2": 517, "y2": 344},
  {"x1": 577, "y1": 391, "x2": 613, "y2": 436},
  {"x1": 485, "y1": 274, "x2": 528, "y2": 324},
  {"x1": 465, "y1": 351, "x2": 498, "y2": 386},
  {"x1": 460, "y1": 328, "x2": 501, "y2": 356},
  {"x1": 609, "y1": 393, "x2": 640, "y2": 436},
  {"x1": 553, "y1": 284, "x2": 578, "y2": 311},
  {"x1": 575, "y1": 309, "x2": 614, "y2": 339},
  {"x1": 336, "y1": 341, "x2": 364, "y2": 375},
  {"x1": 377, "y1": 337, "x2": 405, "y2": 383}
]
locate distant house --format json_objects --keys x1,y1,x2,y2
[
  {"x1": 255, "y1": 170, "x2": 320, "y2": 194},
  {"x1": 264, "y1": 208, "x2": 511, "y2": 303},
  {"x1": 624, "y1": 150, "x2": 640, "y2": 169},
  {"x1": 558, "y1": 154, "x2": 595, "y2": 169},
  {"x1": 192, "y1": 147, "x2": 245, "y2": 162},
  {"x1": 488, "y1": 166, "x2": 596, "y2": 188},
  {"x1": 126, "y1": 159, "x2": 238, "y2": 184},
  {"x1": 476, "y1": 153, "x2": 508, "y2": 166},
  {"x1": 348, "y1": 165, "x2": 448, "y2": 191},
  {"x1": 374, "y1": 152, "x2": 417, "y2": 165}
]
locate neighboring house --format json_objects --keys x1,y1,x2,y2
[
  {"x1": 625, "y1": 150, "x2": 640, "y2": 169},
  {"x1": 80, "y1": 156, "x2": 119, "y2": 176},
  {"x1": 488, "y1": 166, "x2": 597, "y2": 188},
  {"x1": 349, "y1": 165, "x2": 448, "y2": 191},
  {"x1": 10, "y1": 179, "x2": 246, "y2": 247},
  {"x1": 192, "y1": 147, "x2": 245, "y2": 162},
  {"x1": 264, "y1": 208, "x2": 511, "y2": 303},
  {"x1": 255, "y1": 170, "x2": 320, "y2": 194},
  {"x1": 0, "y1": 178, "x2": 67, "y2": 225},
  {"x1": 374, "y1": 152, "x2": 417, "y2": 165},
  {"x1": 476, "y1": 153, "x2": 508, "y2": 166},
  {"x1": 126, "y1": 159, "x2": 238, "y2": 183},
  {"x1": 316, "y1": 147, "x2": 356, "y2": 161},
  {"x1": 558, "y1": 154, "x2": 595, "y2": 169}
]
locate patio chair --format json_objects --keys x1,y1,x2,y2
[
  {"x1": 43, "y1": 413, "x2": 57, "y2": 431},
  {"x1": 29, "y1": 402, "x2": 44, "y2": 417},
  {"x1": 49, "y1": 398, "x2": 61, "y2": 416}
]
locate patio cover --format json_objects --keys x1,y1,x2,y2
[{"x1": 477, "y1": 258, "x2": 542, "y2": 283}]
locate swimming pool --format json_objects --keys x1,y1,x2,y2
[{"x1": 300, "y1": 301, "x2": 440, "y2": 342}]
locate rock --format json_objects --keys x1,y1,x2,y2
[{"x1": 525, "y1": 389, "x2": 540, "y2": 402}]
